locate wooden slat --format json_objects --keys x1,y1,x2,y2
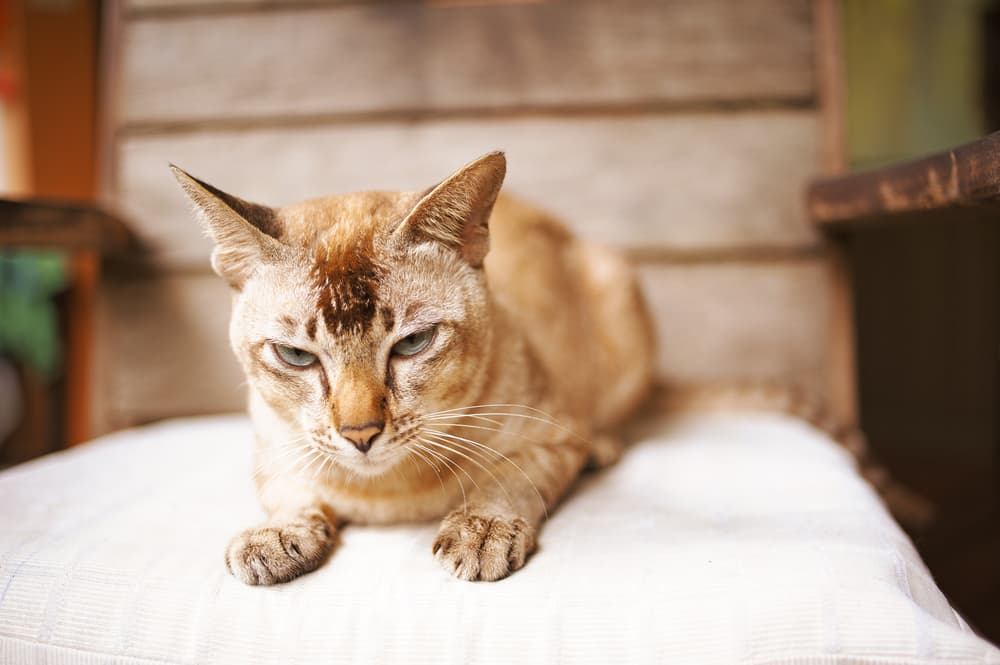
[
  {"x1": 100, "y1": 272, "x2": 245, "y2": 427},
  {"x1": 812, "y1": 0, "x2": 856, "y2": 428},
  {"x1": 808, "y1": 131, "x2": 1000, "y2": 227},
  {"x1": 116, "y1": 111, "x2": 819, "y2": 269},
  {"x1": 0, "y1": 200, "x2": 135, "y2": 254},
  {"x1": 99, "y1": 259, "x2": 831, "y2": 426},
  {"x1": 126, "y1": 0, "x2": 324, "y2": 10},
  {"x1": 640, "y1": 259, "x2": 831, "y2": 393},
  {"x1": 814, "y1": 0, "x2": 847, "y2": 175},
  {"x1": 118, "y1": 0, "x2": 813, "y2": 125}
]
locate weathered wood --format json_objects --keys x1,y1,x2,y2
[
  {"x1": 126, "y1": 0, "x2": 346, "y2": 12},
  {"x1": 825, "y1": 244, "x2": 857, "y2": 425},
  {"x1": 118, "y1": 0, "x2": 814, "y2": 125},
  {"x1": 808, "y1": 132, "x2": 1000, "y2": 227},
  {"x1": 640, "y1": 259, "x2": 831, "y2": 395},
  {"x1": 0, "y1": 200, "x2": 135, "y2": 254},
  {"x1": 812, "y1": 0, "x2": 856, "y2": 427},
  {"x1": 99, "y1": 259, "x2": 831, "y2": 426},
  {"x1": 814, "y1": 0, "x2": 847, "y2": 175},
  {"x1": 65, "y1": 251, "x2": 99, "y2": 446},
  {"x1": 116, "y1": 111, "x2": 819, "y2": 269},
  {"x1": 126, "y1": 0, "x2": 330, "y2": 10},
  {"x1": 99, "y1": 272, "x2": 245, "y2": 428}
]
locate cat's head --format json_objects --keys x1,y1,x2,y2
[{"x1": 173, "y1": 152, "x2": 506, "y2": 476}]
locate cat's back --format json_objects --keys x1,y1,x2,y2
[{"x1": 485, "y1": 195, "x2": 655, "y2": 429}]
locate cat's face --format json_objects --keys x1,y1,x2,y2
[{"x1": 173, "y1": 153, "x2": 506, "y2": 476}]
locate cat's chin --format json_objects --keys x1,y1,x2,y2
[{"x1": 334, "y1": 451, "x2": 406, "y2": 479}]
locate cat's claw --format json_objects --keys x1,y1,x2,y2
[
  {"x1": 225, "y1": 513, "x2": 336, "y2": 585},
  {"x1": 432, "y1": 511, "x2": 536, "y2": 582}
]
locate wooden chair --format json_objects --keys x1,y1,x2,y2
[{"x1": 1, "y1": 0, "x2": 996, "y2": 643}]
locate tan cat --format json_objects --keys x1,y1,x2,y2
[{"x1": 172, "y1": 152, "x2": 656, "y2": 584}]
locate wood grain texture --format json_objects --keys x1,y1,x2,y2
[
  {"x1": 126, "y1": 0, "x2": 328, "y2": 9},
  {"x1": 98, "y1": 259, "x2": 831, "y2": 426},
  {"x1": 813, "y1": 0, "x2": 856, "y2": 427},
  {"x1": 118, "y1": 0, "x2": 813, "y2": 125},
  {"x1": 100, "y1": 272, "x2": 245, "y2": 428},
  {"x1": 116, "y1": 111, "x2": 819, "y2": 268},
  {"x1": 640, "y1": 259, "x2": 831, "y2": 394},
  {"x1": 808, "y1": 131, "x2": 1000, "y2": 227}
]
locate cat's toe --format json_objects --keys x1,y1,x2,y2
[
  {"x1": 433, "y1": 511, "x2": 535, "y2": 582},
  {"x1": 225, "y1": 515, "x2": 335, "y2": 585}
]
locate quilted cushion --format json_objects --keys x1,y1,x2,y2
[{"x1": 0, "y1": 413, "x2": 997, "y2": 664}]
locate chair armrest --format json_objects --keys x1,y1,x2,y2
[
  {"x1": 807, "y1": 132, "x2": 1000, "y2": 229},
  {"x1": 0, "y1": 199, "x2": 135, "y2": 256},
  {"x1": 0, "y1": 199, "x2": 137, "y2": 448}
]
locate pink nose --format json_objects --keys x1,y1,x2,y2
[{"x1": 339, "y1": 422, "x2": 383, "y2": 453}]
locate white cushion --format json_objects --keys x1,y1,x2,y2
[{"x1": 0, "y1": 413, "x2": 996, "y2": 664}]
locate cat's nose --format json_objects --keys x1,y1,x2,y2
[{"x1": 339, "y1": 422, "x2": 383, "y2": 454}]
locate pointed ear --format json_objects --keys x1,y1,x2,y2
[
  {"x1": 170, "y1": 165, "x2": 285, "y2": 288},
  {"x1": 393, "y1": 151, "x2": 506, "y2": 267}
]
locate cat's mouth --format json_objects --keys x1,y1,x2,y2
[{"x1": 306, "y1": 437, "x2": 404, "y2": 478}]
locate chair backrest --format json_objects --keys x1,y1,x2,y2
[{"x1": 92, "y1": 0, "x2": 833, "y2": 434}]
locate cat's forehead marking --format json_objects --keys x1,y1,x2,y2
[
  {"x1": 281, "y1": 190, "x2": 420, "y2": 339},
  {"x1": 310, "y1": 226, "x2": 382, "y2": 337},
  {"x1": 380, "y1": 306, "x2": 395, "y2": 333}
]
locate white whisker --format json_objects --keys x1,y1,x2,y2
[
  {"x1": 423, "y1": 411, "x2": 583, "y2": 441},
  {"x1": 422, "y1": 403, "x2": 562, "y2": 420},
  {"x1": 421, "y1": 427, "x2": 548, "y2": 519},
  {"x1": 418, "y1": 434, "x2": 516, "y2": 511},
  {"x1": 405, "y1": 445, "x2": 448, "y2": 499},
  {"x1": 301, "y1": 449, "x2": 324, "y2": 479},
  {"x1": 411, "y1": 441, "x2": 470, "y2": 515},
  {"x1": 421, "y1": 421, "x2": 554, "y2": 446}
]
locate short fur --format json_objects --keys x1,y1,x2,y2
[{"x1": 173, "y1": 152, "x2": 656, "y2": 583}]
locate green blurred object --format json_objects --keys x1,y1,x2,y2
[
  {"x1": 0, "y1": 251, "x2": 67, "y2": 377},
  {"x1": 844, "y1": 0, "x2": 989, "y2": 170}
]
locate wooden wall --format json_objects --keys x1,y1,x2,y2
[{"x1": 98, "y1": 0, "x2": 830, "y2": 431}]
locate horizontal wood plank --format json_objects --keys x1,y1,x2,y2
[
  {"x1": 119, "y1": 0, "x2": 813, "y2": 125},
  {"x1": 115, "y1": 111, "x2": 819, "y2": 268},
  {"x1": 126, "y1": 0, "x2": 333, "y2": 10},
  {"x1": 100, "y1": 272, "x2": 246, "y2": 428},
  {"x1": 640, "y1": 259, "x2": 831, "y2": 392},
  {"x1": 99, "y1": 258, "x2": 831, "y2": 426}
]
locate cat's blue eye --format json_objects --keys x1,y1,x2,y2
[
  {"x1": 273, "y1": 344, "x2": 317, "y2": 368},
  {"x1": 392, "y1": 327, "x2": 436, "y2": 357}
]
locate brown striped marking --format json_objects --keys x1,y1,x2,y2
[{"x1": 310, "y1": 231, "x2": 382, "y2": 337}]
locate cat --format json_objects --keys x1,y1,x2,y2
[{"x1": 172, "y1": 152, "x2": 656, "y2": 584}]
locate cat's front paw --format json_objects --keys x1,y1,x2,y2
[
  {"x1": 225, "y1": 513, "x2": 336, "y2": 585},
  {"x1": 432, "y1": 511, "x2": 536, "y2": 581}
]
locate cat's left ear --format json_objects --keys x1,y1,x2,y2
[
  {"x1": 393, "y1": 151, "x2": 506, "y2": 267},
  {"x1": 170, "y1": 165, "x2": 285, "y2": 289}
]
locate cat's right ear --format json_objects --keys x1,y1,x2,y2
[
  {"x1": 170, "y1": 166, "x2": 285, "y2": 289},
  {"x1": 392, "y1": 151, "x2": 506, "y2": 267}
]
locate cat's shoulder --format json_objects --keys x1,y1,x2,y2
[{"x1": 490, "y1": 194, "x2": 574, "y2": 248}]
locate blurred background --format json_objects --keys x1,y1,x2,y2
[{"x1": 0, "y1": 0, "x2": 996, "y2": 639}]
